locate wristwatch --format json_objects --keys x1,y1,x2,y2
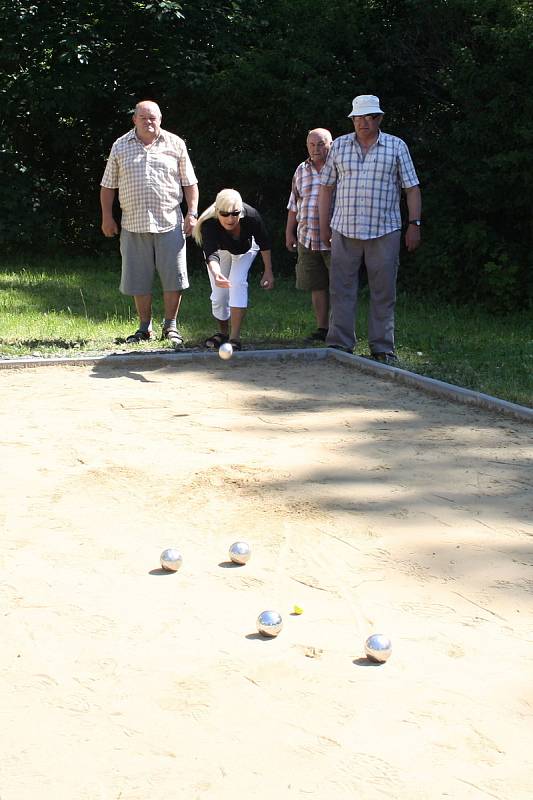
[
  {"x1": 188, "y1": 211, "x2": 198, "y2": 218},
  {"x1": 408, "y1": 219, "x2": 421, "y2": 226}
]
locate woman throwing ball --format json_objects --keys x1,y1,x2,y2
[{"x1": 193, "y1": 189, "x2": 274, "y2": 350}]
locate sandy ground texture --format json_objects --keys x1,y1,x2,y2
[{"x1": 1, "y1": 354, "x2": 532, "y2": 800}]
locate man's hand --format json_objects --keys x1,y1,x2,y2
[
  {"x1": 184, "y1": 212, "x2": 197, "y2": 237},
  {"x1": 286, "y1": 232, "x2": 298, "y2": 252},
  {"x1": 320, "y1": 226, "x2": 332, "y2": 247},
  {"x1": 101, "y1": 217, "x2": 119, "y2": 237},
  {"x1": 405, "y1": 225, "x2": 421, "y2": 253}
]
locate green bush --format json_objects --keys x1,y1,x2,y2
[{"x1": 1, "y1": 0, "x2": 531, "y2": 310}]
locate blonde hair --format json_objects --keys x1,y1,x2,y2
[{"x1": 193, "y1": 189, "x2": 243, "y2": 245}]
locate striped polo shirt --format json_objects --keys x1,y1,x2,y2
[{"x1": 320, "y1": 131, "x2": 419, "y2": 240}]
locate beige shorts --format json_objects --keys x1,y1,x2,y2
[{"x1": 295, "y1": 244, "x2": 330, "y2": 291}]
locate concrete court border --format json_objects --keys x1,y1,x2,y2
[{"x1": 1, "y1": 346, "x2": 532, "y2": 424}]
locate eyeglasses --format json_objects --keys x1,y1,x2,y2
[
  {"x1": 353, "y1": 113, "x2": 381, "y2": 120},
  {"x1": 218, "y1": 209, "x2": 241, "y2": 218}
]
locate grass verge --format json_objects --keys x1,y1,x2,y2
[{"x1": 0, "y1": 256, "x2": 531, "y2": 408}]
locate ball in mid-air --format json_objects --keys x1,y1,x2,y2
[
  {"x1": 229, "y1": 541, "x2": 251, "y2": 564},
  {"x1": 365, "y1": 633, "x2": 392, "y2": 663},
  {"x1": 256, "y1": 610, "x2": 283, "y2": 638},
  {"x1": 218, "y1": 342, "x2": 233, "y2": 360},
  {"x1": 160, "y1": 548, "x2": 183, "y2": 571}
]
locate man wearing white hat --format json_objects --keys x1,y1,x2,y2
[{"x1": 318, "y1": 94, "x2": 421, "y2": 363}]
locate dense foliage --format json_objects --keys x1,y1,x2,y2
[{"x1": 1, "y1": 0, "x2": 531, "y2": 309}]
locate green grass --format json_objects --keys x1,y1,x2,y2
[{"x1": 0, "y1": 256, "x2": 531, "y2": 408}]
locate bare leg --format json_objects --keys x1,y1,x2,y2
[
  {"x1": 229, "y1": 307, "x2": 246, "y2": 341},
  {"x1": 217, "y1": 318, "x2": 230, "y2": 336},
  {"x1": 311, "y1": 289, "x2": 329, "y2": 329},
  {"x1": 163, "y1": 290, "x2": 182, "y2": 322},
  {"x1": 133, "y1": 294, "x2": 153, "y2": 325}
]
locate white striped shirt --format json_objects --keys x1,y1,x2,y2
[
  {"x1": 320, "y1": 131, "x2": 419, "y2": 240},
  {"x1": 100, "y1": 128, "x2": 198, "y2": 233}
]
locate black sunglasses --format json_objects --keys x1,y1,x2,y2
[{"x1": 218, "y1": 209, "x2": 241, "y2": 218}]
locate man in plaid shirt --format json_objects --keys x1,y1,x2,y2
[
  {"x1": 286, "y1": 128, "x2": 332, "y2": 342},
  {"x1": 319, "y1": 95, "x2": 421, "y2": 363},
  {"x1": 100, "y1": 100, "x2": 199, "y2": 348}
]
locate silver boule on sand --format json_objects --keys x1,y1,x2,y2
[
  {"x1": 256, "y1": 610, "x2": 283, "y2": 637},
  {"x1": 229, "y1": 541, "x2": 251, "y2": 564},
  {"x1": 218, "y1": 342, "x2": 233, "y2": 360},
  {"x1": 364, "y1": 633, "x2": 392, "y2": 663},
  {"x1": 160, "y1": 548, "x2": 183, "y2": 571}
]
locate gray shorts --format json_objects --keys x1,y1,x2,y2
[
  {"x1": 119, "y1": 227, "x2": 189, "y2": 295},
  {"x1": 295, "y1": 244, "x2": 330, "y2": 291}
]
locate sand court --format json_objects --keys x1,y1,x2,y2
[{"x1": 1, "y1": 354, "x2": 532, "y2": 799}]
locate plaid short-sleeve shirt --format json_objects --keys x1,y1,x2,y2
[
  {"x1": 320, "y1": 131, "x2": 419, "y2": 240},
  {"x1": 100, "y1": 128, "x2": 198, "y2": 233},
  {"x1": 287, "y1": 159, "x2": 330, "y2": 251}
]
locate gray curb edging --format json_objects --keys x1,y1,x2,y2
[
  {"x1": 1, "y1": 346, "x2": 531, "y2": 423},
  {"x1": 328, "y1": 350, "x2": 533, "y2": 423}
]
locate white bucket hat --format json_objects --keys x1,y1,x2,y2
[{"x1": 348, "y1": 94, "x2": 384, "y2": 117}]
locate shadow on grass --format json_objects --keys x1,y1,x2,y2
[{"x1": 5, "y1": 338, "x2": 90, "y2": 349}]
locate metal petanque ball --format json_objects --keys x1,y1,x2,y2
[
  {"x1": 365, "y1": 633, "x2": 392, "y2": 663},
  {"x1": 256, "y1": 610, "x2": 283, "y2": 638},
  {"x1": 229, "y1": 541, "x2": 251, "y2": 565},
  {"x1": 218, "y1": 342, "x2": 233, "y2": 360},
  {"x1": 160, "y1": 548, "x2": 183, "y2": 572}
]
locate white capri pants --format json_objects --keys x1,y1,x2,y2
[{"x1": 208, "y1": 241, "x2": 259, "y2": 320}]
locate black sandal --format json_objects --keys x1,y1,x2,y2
[
  {"x1": 229, "y1": 339, "x2": 242, "y2": 351},
  {"x1": 126, "y1": 329, "x2": 154, "y2": 344},
  {"x1": 204, "y1": 332, "x2": 229, "y2": 349}
]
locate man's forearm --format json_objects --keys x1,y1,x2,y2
[
  {"x1": 404, "y1": 185, "x2": 422, "y2": 252},
  {"x1": 100, "y1": 187, "x2": 116, "y2": 218},
  {"x1": 405, "y1": 185, "x2": 422, "y2": 220},
  {"x1": 100, "y1": 187, "x2": 119, "y2": 236},
  {"x1": 286, "y1": 210, "x2": 297, "y2": 237},
  {"x1": 318, "y1": 184, "x2": 334, "y2": 241},
  {"x1": 286, "y1": 210, "x2": 298, "y2": 249},
  {"x1": 183, "y1": 183, "x2": 199, "y2": 215}
]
